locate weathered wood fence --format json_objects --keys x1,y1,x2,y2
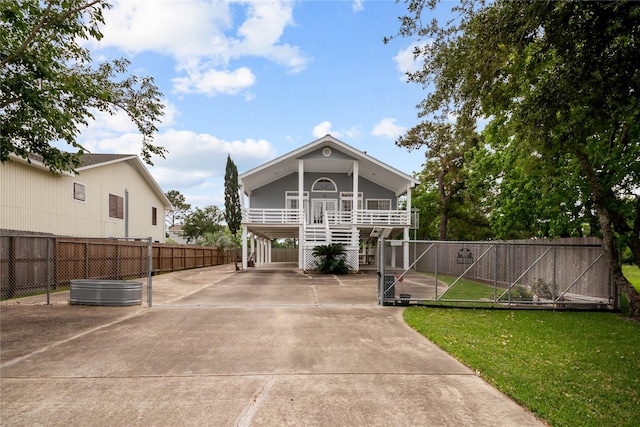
[
  {"x1": 271, "y1": 248, "x2": 298, "y2": 262},
  {"x1": 1, "y1": 234, "x2": 236, "y2": 299}
]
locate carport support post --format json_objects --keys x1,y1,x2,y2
[
  {"x1": 298, "y1": 226, "x2": 304, "y2": 269},
  {"x1": 403, "y1": 227, "x2": 410, "y2": 270},
  {"x1": 377, "y1": 237, "x2": 386, "y2": 305}
]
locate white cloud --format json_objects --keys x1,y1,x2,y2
[
  {"x1": 371, "y1": 118, "x2": 406, "y2": 139},
  {"x1": 172, "y1": 66, "x2": 256, "y2": 96},
  {"x1": 312, "y1": 121, "x2": 336, "y2": 138},
  {"x1": 353, "y1": 0, "x2": 365, "y2": 13},
  {"x1": 90, "y1": 0, "x2": 309, "y2": 96},
  {"x1": 312, "y1": 121, "x2": 362, "y2": 140},
  {"x1": 393, "y1": 42, "x2": 423, "y2": 81}
]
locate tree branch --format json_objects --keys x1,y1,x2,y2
[{"x1": 1, "y1": 0, "x2": 105, "y2": 68}]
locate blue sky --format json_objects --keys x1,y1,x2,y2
[{"x1": 78, "y1": 0, "x2": 435, "y2": 208}]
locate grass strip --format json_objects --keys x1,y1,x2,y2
[{"x1": 404, "y1": 307, "x2": 640, "y2": 427}]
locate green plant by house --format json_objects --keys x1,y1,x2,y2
[{"x1": 311, "y1": 243, "x2": 350, "y2": 274}]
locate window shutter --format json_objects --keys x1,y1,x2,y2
[
  {"x1": 109, "y1": 194, "x2": 124, "y2": 219},
  {"x1": 152, "y1": 207, "x2": 157, "y2": 225}
]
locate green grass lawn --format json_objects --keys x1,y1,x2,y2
[
  {"x1": 622, "y1": 264, "x2": 640, "y2": 291},
  {"x1": 404, "y1": 307, "x2": 640, "y2": 427}
]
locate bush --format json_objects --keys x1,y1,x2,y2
[
  {"x1": 499, "y1": 285, "x2": 533, "y2": 301},
  {"x1": 311, "y1": 244, "x2": 350, "y2": 274}
]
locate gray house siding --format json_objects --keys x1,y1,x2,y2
[
  {"x1": 300, "y1": 147, "x2": 355, "y2": 161},
  {"x1": 250, "y1": 172, "x2": 396, "y2": 210}
]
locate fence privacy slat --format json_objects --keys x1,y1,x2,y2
[{"x1": 1, "y1": 235, "x2": 237, "y2": 301}]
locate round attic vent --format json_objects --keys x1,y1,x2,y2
[{"x1": 322, "y1": 147, "x2": 332, "y2": 157}]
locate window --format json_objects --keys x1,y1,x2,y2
[
  {"x1": 311, "y1": 177, "x2": 337, "y2": 192},
  {"x1": 73, "y1": 182, "x2": 86, "y2": 201},
  {"x1": 285, "y1": 191, "x2": 308, "y2": 209},
  {"x1": 340, "y1": 192, "x2": 362, "y2": 211},
  {"x1": 152, "y1": 207, "x2": 157, "y2": 225},
  {"x1": 109, "y1": 194, "x2": 124, "y2": 219},
  {"x1": 366, "y1": 199, "x2": 391, "y2": 210}
]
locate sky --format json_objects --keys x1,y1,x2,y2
[{"x1": 76, "y1": 0, "x2": 436, "y2": 209}]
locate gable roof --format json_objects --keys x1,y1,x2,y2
[
  {"x1": 77, "y1": 154, "x2": 172, "y2": 210},
  {"x1": 9, "y1": 153, "x2": 172, "y2": 210},
  {"x1": 239, "y1": 135, "x2": 420, "y2": 197}
]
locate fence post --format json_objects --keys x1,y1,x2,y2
[
  {"x1": 493, "y1": 244, "x2": 498, "y2": 302},
  {"x1": 377, "y1": 237, "x2": 385, "y2": 305},
  {"x1": 435, "y1": 242, "x2": 439, "y2": 298},
  {"x1": 553, "y1": 245, "x2": 557, "y2": 302},
  {"x1": 46, "y1": 237, "x2": 51, "y2": 305},
  {"x1": 507, "y1": 243, "x2": 511, "y2": 306},
  {"x1": 147, "y1": 237, "x2": 153, "y2": 307}
]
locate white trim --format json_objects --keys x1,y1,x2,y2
[
  {"x1": 311, "y1": 177, "x2": 337, "y2": 192},
  {"x1": 366, "y1": 199, "x2": 392, "y2": 210},
  {"x1": 72, "y1": 181, "x2": 86, "y2": 203},
  {"x1": 340, "y1": 192, "x2": 363, "y2": 211}
]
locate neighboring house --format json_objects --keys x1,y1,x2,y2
[
  {"x1": 1, "y1": 153, "x2": 172, "y2": 242},
  {"x1": 167, "y1": 224, "x2": 188, "y2": 244},
  {"x1": 239, "y1": 135, "x2": 420, "y2": 271}
]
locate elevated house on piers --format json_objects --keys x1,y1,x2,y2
[{"x1": 238, "y1": 135, "x2": 420, "y2": 271}]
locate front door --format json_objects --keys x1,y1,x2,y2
[{"x1": 311, "y1": 199, "x2": 337, "y2": 224}]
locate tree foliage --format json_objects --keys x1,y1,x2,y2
[
  {"x1": 0, "y1": 0, "x2": 166, "y2": 173},
  {"x1": 391, "y1": 0, "x2": 640, "y2": 318},
  {"x1": 224, "y1": 155, "x2": 242, "y2": 269},
  {"x1": 181, "y1": 205, "x2": 224, "y2": 244},
  {"x1": 224, "y1": 155, "x2": 242, "y2": 238},
  {"x1": 165, "y1": 190, "x2": 191, "y2": 228},
  {"x1": 398, "y1": 122, "x2": 483, "y2": 239},
  {"x1": 311, "y1": 243, "x2": 350, "y2": 274}
]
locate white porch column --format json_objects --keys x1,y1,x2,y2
[
  {"x1": 267, "y1": 240, "x2": 272, "y2": 263},
  {"x1": 298, "y1": 226, "x2": 304, "y2": 269},
  {"x1": 403, "y1": 227, "x2": 410, "y2": 270},
  {"x1": 352, "y1": 160, "x2": 359, "y2": 223},
  {"x1": 391, "y1": 243, "x2": 396, "y2": 268},
  {"x1": 250, "y1": 232, "x2": 255, "y2": 263},
  {"x1": 298, "y1": 160, "x2": 304, "y2": 224},
  {"x1": 258, "y1": 238, "x2": 264, "y2": 266},
  {"x1": 242, "y1": 225, "x2": 248, "y2": 270}
]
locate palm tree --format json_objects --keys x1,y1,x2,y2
[{"x1": 311, "y1": 243, "x2": 350, "y2": 274}]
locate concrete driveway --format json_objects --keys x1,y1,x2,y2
[{"x1": 1, "y1": 263, "x2": 544, "y2": 426}]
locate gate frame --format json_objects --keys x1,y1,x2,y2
[{"x1": 377, "y1": 238, "x2": 614, "y2": 309}]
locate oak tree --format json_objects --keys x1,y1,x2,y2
[
  {"x1": 390, "y1": 0, "x2": 640, "y2": 318},
  {"x1": 1, "y1": 0, "x2": 166, "y2": 172}
]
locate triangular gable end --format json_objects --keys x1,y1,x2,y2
[{"x1": 240, "y1": 135, "x2": 419, "y2": 196}]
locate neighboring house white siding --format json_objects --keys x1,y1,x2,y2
[{"x1": 0, "y1": 155, "x2": 171, "y2": 242}]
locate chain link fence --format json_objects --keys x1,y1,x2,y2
[
  {"x1": 1, "y1": 234, "x2": 152, "y2": 306},
  {"x1": 378, "y1": 238, "x2": 615, "y2": 310}
]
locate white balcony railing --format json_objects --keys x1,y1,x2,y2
[
  {"x1": 242, "y1": 208, "x2": 303, "y2": 224},
  {"x1": 352, "y1": 210, "x2": 410, "y2": 225},
  {"x1": 243, "y1": 208, "x2": 410, "y2": 226}
]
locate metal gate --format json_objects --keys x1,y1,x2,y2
[{"x1": 377, "y1": 238, "x2": 614, "y2": 310}]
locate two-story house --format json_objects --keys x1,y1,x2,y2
[
  {"x1": 239, "y1": 135, "x2": 420, "y2": 271},
  {"x1": 1, "y1": 153, "x2": 172, "y2": 242}
]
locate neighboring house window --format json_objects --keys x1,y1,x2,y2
[
  {"x1": 311, "y1": 177, "x2": 337, "y2": 192},
  {"x1": 366, "y1": 199, "x2": 391, "y2": 210},
  {"x1": 73, "y1": 182, "x2": 86, "y2": 202},
  {"x1": 152, "y1": 207, "x2": 157, "y2": 225},
  {"x1": 340, "y1": 192, "x2": 362, "y2": 211},
  {"x1": 109, "y1": 193, "x2": 124, "y2": 219}
]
